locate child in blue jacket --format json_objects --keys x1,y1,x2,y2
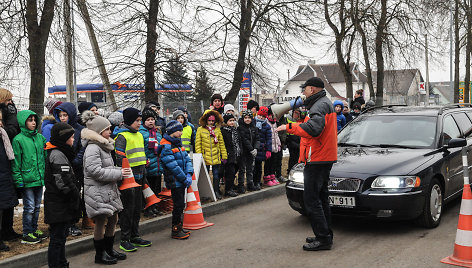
[
  {"x1": 159, "y1": 120, "x2": 193, "y2": 240},
  {"x1": 333, "y1": 100, "x2": 346, "y2": 131}
]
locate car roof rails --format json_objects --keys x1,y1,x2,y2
[
  {"x1": 361, "y1": 104, "x2": 408, "y2": 114},
  {"x1": 438, "y1": 103, "x2": 472, "y2": 115}
]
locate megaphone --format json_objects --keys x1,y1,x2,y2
[{"x1": 271, "y1": 95, "x2": 306, "y2": 120}]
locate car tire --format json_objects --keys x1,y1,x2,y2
[{"x1": 415, "y1": 178, "x2": 443, "y2": 228}]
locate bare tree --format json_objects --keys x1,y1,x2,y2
[{"x1": 144, "y1": 0, "x2": 160, "y2": 103}]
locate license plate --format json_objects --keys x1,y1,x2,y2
[{"x1": 329, "y1": 196, "x2": 355, "y2": 208}]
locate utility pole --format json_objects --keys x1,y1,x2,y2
[
  {"x1": 425, "y1": 34, "x2": 430, "y2": 106},
  {"x1": 287, "y1": 69, "x2": 290, "y2": 80}
]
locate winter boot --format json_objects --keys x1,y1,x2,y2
[
  {"x1": 94, "y1": 239, "x2": 117, "y2": 265},
  {"x1": 82, "y1": 215, "x2": 95, "y2": 229},
  {"x1": 270, "y1": 174, "x2": 280, "y2": 185},
  {"x1": 225, "y1": 189, "x2": 239, "y2": 197},
  {"x1": 237, "y1": 184, "x2": 246, "y2": 194},
  {"x1": 104, "y1": 236, "x2": 126, "y2": 261},
  {"x1": 213, "y1": 179, "x2": 222, "y2": 200},
  {"x1": 263, "y1": 176, "x2": 276, "y2": 186},
  {"x1": 0, "y1": 240, "x2": 10, "y2": 252},
  {"x1": 171, "y1": 224, "x2": 190, "y2": 240}
]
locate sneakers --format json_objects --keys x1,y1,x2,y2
[
  {"x1": 34, "y1": 230, "x2": 48, "y2": 240},
  {"x1": 263, "y1": 176, "x2": 277, "y2": 187},
  {"x1": 270, "y1": 175, "x2": 280, "y2": 185},
  {"x1": 68, "y1": 225, "x2": 82, "y2": 236},
  {"x1": 119, "y1": 240, "x2": 137, "y2": 252},
  {"x1": 171, "y1": 224, "x2": 190, "y2": 240},
  {"x1": 21, "y1": 233, "x2": 41, "y2": 244},
  {"x1": 225, "y1": 190, "x2": 239, "y2": 197},
  {"x1": 130, "y1": 237, "x2": 152, "y2": 247}
]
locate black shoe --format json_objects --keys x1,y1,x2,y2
[
  {"x1": 130, "y1": 237, "x2": 152, "y2": 247},
  {"x1": 104, "y1": 236, "x2": 126, "y2": 261},
  {"x1": 171, "y1": 225, "x2": 190, "y2": 240},
  {"x1": 277, "y1": 176, "x2": 288, "y2": 183},
  {"x1": 225, "y1": 190, "x2": 239, "y2": 197},
  {"x1": 144, "y1": 209, "x2": 157, "y2": 218},
  {"x1": 306, "y1": 236, "x2": 317, "y2": 243},
  {"x1": 68, "y1": 225, "x2": 82, "y2": 236},
  {"x1": 94, "y1": 239, "x2": 117, "y2": 265},
  {"x1": 237, "y1": 185, "x2": 246, "y2": 194},
  {"x1": 119, "y1": 240, "x2": 137, "y2": 252},
  {"x1": 0, "y1": 240, "x2": 10, "y2": 252},
  {"x1": 3, "y1": 230, "x2": 22, "y2": 241},
  {"x1": 253, "y1": 183, "x2": 261, "y2": 191},
  {"x1": 302, "y1": 240, "x2": 332, "y2": 251},
  {"x1": 151, "y1": 206, "x2": 163, "y2": 216},
  {"x1": 214, "y1": 190, "x2": 222, "y2": 200}
]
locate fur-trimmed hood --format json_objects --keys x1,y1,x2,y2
[
  {"x1": 81, "y1": 128, "x2": 115, "y2": 152},
  {"x1": 199, "y1": 109, "x2": 223, "y2": 127}
]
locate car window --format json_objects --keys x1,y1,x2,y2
[
  {"x1": 452, "y1": 112, "x2": 472, "y2": 135},
  {"x1": 442, "y1": 115, "x2": 461, "y2": 145},
  {"x1": 338, "y1": 115, "x2": 437, "y2": 148}
]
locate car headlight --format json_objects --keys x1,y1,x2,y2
[
  {"x1": 289, "y1": 169, "x2": 304, "y2": 184},
  {"x1": 371, "y1": 176, "x2": 421, "y2": 189}
]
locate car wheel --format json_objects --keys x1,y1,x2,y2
[{"x1": 415, "y1": 178, "x2": 443, "y2": 228}]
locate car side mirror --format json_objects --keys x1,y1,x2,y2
[{"x1": 445, "y1": 138, "x2": 467, "y2": 149}]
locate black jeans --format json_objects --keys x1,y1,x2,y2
[
  {"x1": 303, "y1": 163, "x2": 333, "y2": 242},
  {"x1": 171, "y1": 187, "x2": 186, "y2": 225},
  {"x1": 273, "y1": 150, "x2": 283, "y2": 178},
  {"x1": 48, "y1": 222, "x2": 69, "y2": 268},
  {"x1": 224, "y1": 162, "x2": 237, "y2": 192},
  {"x1": 238, "y1": 154, "x2": 254, "y2": 187},
  {"x1": 253, "y1": 160, "x2": 263, "y2": 185},
  {"x1": 1, "y1": 207, "x2": 14, "y2": 236},
  {"x1": 287, "y1": 135, "x2": 300, "y2": 174},
  {"x1": 119, "y1": 186, "x2": 143, "y2": 241},
  {"x1": 147, "y1": 175, "x2": 161, "y2": 195},
  {"x1": 206, "y1": 165, "x2": 220, "y2": 193}
]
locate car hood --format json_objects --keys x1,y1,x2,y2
[{"x1": 333, "y1": 147, "x2": 434, "y2": 177}]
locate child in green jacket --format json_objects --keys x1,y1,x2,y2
[{"x1": 11, "y1": 110, "x2": 47, "y2": 244}]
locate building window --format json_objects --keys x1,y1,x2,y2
[{"x1": 286, "y1": 90, "x2": 289, "y2": 94}]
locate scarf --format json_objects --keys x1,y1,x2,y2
[
  {"x1": 207, "y1": 126, "x2": 218, "y2": 144},
  {"x1": 147, "y1": 127, "x2": 159, "y2": 154},
  {"x1": 163, "y1": 133, "x2": 182, "y2": 148},
  {"x1": 255, "y1": 117, "x2": 266, "y2": 130},
  {"x1": 0, "y1": 127, "x2": 14, "y2": 160}
]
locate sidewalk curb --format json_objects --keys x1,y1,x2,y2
[{"x1": 0, "y1": 184, "x2": 285, "y2": 268}]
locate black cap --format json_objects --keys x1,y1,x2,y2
[{"x1": 300, "y1": 77, "x2": 324, "y2": 89}]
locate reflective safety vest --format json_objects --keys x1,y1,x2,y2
[
  {"x1": 286, "y1": 118, "x2": 296, "y2": 135},
  {"x1": 116, "y1": 131, "x2": 147, "y2": 167},
  {"x1": 181, "y1": 125, "x2": 193, "y2": 152}
]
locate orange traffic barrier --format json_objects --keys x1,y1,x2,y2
[
  {"x1": 183, "y1": 185, "x2": 214, "y2": 230},
  {"x1": 441, "y1": 184, "x2": 472, "y2": 267},
  {"x1": 119, "y1": 158, "x2": 141, "y2": 190},
  {"x1": 143, "y1": 184, "x2": 162, "y2": 209}
]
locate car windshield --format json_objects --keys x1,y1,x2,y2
[{"x1": 338, "y1": 115, "x2": 437, "y2": 148}]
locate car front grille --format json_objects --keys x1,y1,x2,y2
[{"x1": 328, "y1": 178, "x2": 362, "y2": 192}]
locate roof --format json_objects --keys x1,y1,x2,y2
[
  {"x1": 430, "y1": 81, "x2": 453, "y2": 102},
  {"x1": 372, "y1": 69, "x2": 422, "y2": 95}
]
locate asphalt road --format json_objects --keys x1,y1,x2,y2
[{"x1": 63, "y1": 193, "x2": 461, "y2": 268}]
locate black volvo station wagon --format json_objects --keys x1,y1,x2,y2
[{"x1": 285, "y1": 104, "x2": 472, "y2": 228}]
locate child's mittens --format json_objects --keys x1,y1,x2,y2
[
  {"x1": 184, "y1": 174, "x2": 193, "y2": 187},
  {"x1": 266, "y1": 151, "x2": 271, "y2": 160},
  {"x1": 221, "y1": 159, "x2": 227, "y2": 164},
  {"x1": 250, "y1": 149, "x2": 257, "y2": 157}
]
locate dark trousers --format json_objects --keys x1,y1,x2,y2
[
  {"x1": 48, "y1": 222, "x2": 69, "y2": 268},
  {"x1": 287, "y1": 135, "x2": 300, "y2": 174},
  {"x1": 254, "y1": 160, "x2": 263, "y2": 185},
  {"x1": 206, "y1": 165, "x2": 220, "y2": 193},
  {"x1": 224, "y1": 162, "x2": 237, "y2": 192},
  {"x1": 273, "y1": 150, "x2": 283, "y2": 178},
  {"x1": 238, "y1": 153, "x2": 254, "y2": 186},
  {"x1": 147, "y1": 175, "x2": 161, "y2": 195},
  {"x1": 263, "y1": 153, "x2": 277, "y2": 176},
  {"x1": 1, "y1": 207, "x2": 14, "y2": 236},
  {"x1": 303, "y1": 163, "x2": 333, "y2": 242},
  {"x1": 171, "y1": 187, "x2": 186, "y2": 225},
  {"x1": 119, "y1": 186, "x2": 143, "y2": 241}
]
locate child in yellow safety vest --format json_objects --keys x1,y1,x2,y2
[
  {"x1": 173, "y1": 109, "x2": 195, "y2": 153},
  {"x1": 114, "y1": 108, "x2": 152, "y2": 252}
]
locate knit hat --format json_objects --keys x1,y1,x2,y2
[
  {"x1": 107, "y1": 111, "x2": 123, "y2": 126},
  {"x1": 82, "y1": 111, "x2": 111, "y2": 134},
  {"x1": 78, "y1": 102, "x2": 97, "y2": 114},
  {"x1": 211, "y1": 94, "x2": 224, "y2": 105},
  {"x1": 43, "y1": 98, "x2": 63, "y2": 114},
  {"x1": 142, "y1": 108, "x2": 157, "y2": 123},
  {"x1": 257, "y1": 106, "x2": 269, "y2": 118},
  {"x1": 123, "y1": 107, "x2": 142, "y2": 126},
  {"x1": 166, "y1": 120, "x2": 183, "y2": 135},
  {"x1": 146, "y1": 100, "x2": 160, "y2": 109},
  {"x1": 50, "y1": 122, "x2": 75, "y2": 146},
  {"x1": 223, "y1": 113, "x2": 235, "y2": 123},
  {"x1": 241, "y1": 110, "x2": 252, "y2": 118},
  {"x1": 173, "y1": 109, "x2": 185, "y2": 120},
  {"x1": 224, "y1": 104, "x2": 235, "y2": 114},
  {"x1": 247, "y1": 100, "x2": 259, "y2": 111},
  {"x1": 0, "y1": 88, "x2": 13, "y2": 104}
]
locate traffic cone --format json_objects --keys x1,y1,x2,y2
[
  {"x1": 119, "y1": 158, "x2": 141, "y2": 190},
  {"x1": 159, "y1": 187, "x2": 172, "y2": 197},
  {"x1": 441, "y1": 184, "x2": 472, "y2": 267},
  {"x1": 183, "y1": 186, "x2": 214, "y2": 230},
  {"x1": 143, "y1": 184, "x2": 162, "y2": 209}
]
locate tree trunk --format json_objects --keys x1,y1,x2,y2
[
  {"x1": 454, "y1": 0, "x2": 460, "y2": 103},
  {"x1": 465, "y1": 0, "x2": 471, "y2": 104},
  {"x1": 144, "y1": 0, "x2": 159, "y2": 103},
  {"x1": 224, "y1": 0, "x2": 253, "y2": 104},
  {"x1": 26, "y1": 0, "x2": 56, "y2": 115},
  {"x1": 63, "y1": 0, "x2": 75, "y2": 104},
  {"x1": 375, "y1": 0, "x2": 388, "y2": 105},
  {"x1": 77, "y1": 0, "x2": 118, "y2": 111}
]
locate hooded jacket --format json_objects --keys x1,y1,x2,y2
[
  {"x1": 333, "y1": 100, "x2": 346, "y2": 131},
  {"x1": 159, "y1": 134, "x2": 193, "y2": 189},
  {"x1": 195, "y1": 110, "x2": 227, "y2": 165},
  {"x1": 237, "y1": 117, "x2": 259, "y2": 154},
  {"x1": 254, "y1": 117, "x2": 272, "y2": 161},
  {"x1": 41, "y1": 114, "x2": 56, "y2": 142},
  {"x1": 11, "y1": 110, "x2": 47, "y2": 188},
  {"x1": 82, "y1": 128, "x2": 123, "y2": 218}
]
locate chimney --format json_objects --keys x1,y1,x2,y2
[{"x1": 308, "y1": 59, "x2": 316, "y2": 64}]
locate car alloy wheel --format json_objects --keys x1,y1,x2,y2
[
  {"x1": 416, "y1": 178, "x2": 443, "y2": 228},
  {"x1": 430, "y1": 184, "x2": 442, "y2": 222}
]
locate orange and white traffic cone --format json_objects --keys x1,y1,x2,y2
[
  {"x1": 119, "y1": 158, "x2": 141, "y2": 190},
  {"x1": 143, "y1": 184, "x2": 162, "y2": 209},
  {"x1": 183, "y1": 186, "x2": 214, "y2": 230},
  {"x1": 441, "y1": 184, "x2": 472, "y2": 267}
]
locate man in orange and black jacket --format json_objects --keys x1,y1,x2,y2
[{"x1": 277, "y1": 77, "x2": 337, "y2": 251}]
